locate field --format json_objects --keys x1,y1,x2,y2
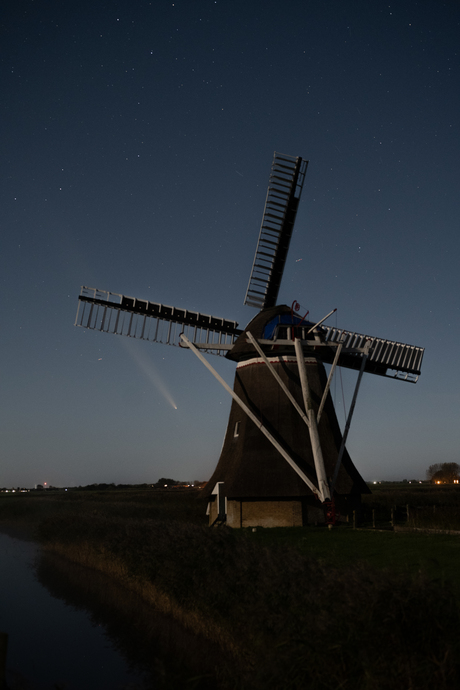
[{"x1": 1, "y1": 484, "x2": 460, "y2": 689}]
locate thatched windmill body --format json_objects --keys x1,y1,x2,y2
[{"x1": 75, "y1": 153, "x2": 424, "y2": 527}]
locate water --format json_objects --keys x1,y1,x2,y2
[
  {"x1": 0, "y1": 530, "x2": 219, "y2": 689},
  {"x1": 0, "y1": 531, "x2": 149, "y2": 688}
]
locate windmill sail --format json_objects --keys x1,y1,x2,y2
[
  {"x1": 254, "y1": 318, "x2": 424, "y2": 382},
  {"x1": 244, "y1": 152, "x2": 308, "y2": 310},
  {"x1": 75, "y1": 286, "x2": 242, "y2": 356},
  {"x1": 318, "y1": 323, "x2": 424, "y2": 381}
]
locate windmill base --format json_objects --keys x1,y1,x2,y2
[{"x1": 208, "y1": 496, "x2": 358, "y2": 528}]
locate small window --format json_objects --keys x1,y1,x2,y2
[
  {"x1": 234, "y1": 421, "x2": 240, "y2": 438},
  {"x1": 277, "y1": 326, "x2": 289, "y2": 340}
]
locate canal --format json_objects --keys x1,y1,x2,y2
[{"x1": 0, "y1": 530, "x2": 218, "y2": 689}]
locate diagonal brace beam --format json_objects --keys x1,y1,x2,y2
[
  {"x1": 294, "y1": 339, "x2": 331, "y2": 503},
  {"x1": 180, "y1": 333, "x2": 320, "y2": 498},
  {"x1": 330, "y1": 341, "x2": 372, "y2": 494},
  {"x1": 245, "y1": 331, "x2": 310, "y2": 429},
  {"x1": 317, "y1": 341, "x2": 344, "y2": 424}
]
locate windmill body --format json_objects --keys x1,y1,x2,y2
[
  {"x1": 76, "y1": 153, "x2": 424, "y2": 527},
  {"x1": 204, "y1": 305, "x2": 370, "y2": 527}
]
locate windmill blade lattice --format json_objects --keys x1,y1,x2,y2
[
  {"x1": 264, "y1": 320, "x2": 424, "y2": 382},
  {"x1": 75, "y1": 286, "x2": 242, "y2": 356},
  {"x1": 244, "y1": 152, "x2": 308, "y2": 310},
  {"x1": 320, "y1": 323, "x2": 424, "y2": 381}
]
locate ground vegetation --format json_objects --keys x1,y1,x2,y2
[{"x1": 1, "y1": 486, "x2": 460, "y2": 689}]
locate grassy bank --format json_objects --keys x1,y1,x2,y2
[
  {"x1": 2, "y1": 487, "x2": 460, "y2": 689},
  {"x1": 36, "y1": 512, "x2": 460, "y2": 690},
  {"x1": 0, "y1": 487, "x2": 206, "y2": 529}
]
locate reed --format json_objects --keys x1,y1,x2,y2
[
  {"x1": 3, "y1": 488, "x2": 460, "y2": 688},
  {"x1": 37, "y1": 513, "x2": 460, "y2": 690}
]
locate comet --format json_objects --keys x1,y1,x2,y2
[{"x1": 119, "y1": 340, "x2": 178, "y2": 410}]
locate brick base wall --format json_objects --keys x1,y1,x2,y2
[
  {"x1": 207, "y1": 494, "x2": 361, "y2": 528},
  {"x1": 208, "y1": 498, "x2": 318, "y2": 528}
]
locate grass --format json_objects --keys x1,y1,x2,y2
[
  {"x1": 0, "y1": 487, "x2": 207, "y2": 527},
  {"x1": 2, "y1": 486, "x2": 460, "y2": 689},
  {"x1": 35, "y1": 512, "x2": 460, "y2": 690},
  {"x1": 245, "y1": 526, "x2": 460, "y2": 598}
]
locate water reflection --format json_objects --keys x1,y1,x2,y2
[
  {"x1": 0, "y1": 531, "x2": 147, "y2": 689},
  {"x1": 36, "y1": 549, "x2": 220, "y2": 688},
  {"x1": 1, "y1": 531, "x2": 222, "y2": 689}
]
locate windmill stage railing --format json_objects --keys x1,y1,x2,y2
[{"x1": 75, "y1": 287, "x2": 242, "y2": 355}]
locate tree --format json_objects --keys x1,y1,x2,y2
[
  {"x1": 427, "y1": 462, "x2": 460, "y2": 484},
  {"x1": 154, "y1": 477, "x2": 177, "y2": 488}
]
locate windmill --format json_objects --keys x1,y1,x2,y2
[{"x1": 75, "y1": 152, "x2": 424, "y2": 527}]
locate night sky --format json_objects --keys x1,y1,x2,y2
[{"x1": 2, "y1": 0, "x2": 459, "y2": 488}]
